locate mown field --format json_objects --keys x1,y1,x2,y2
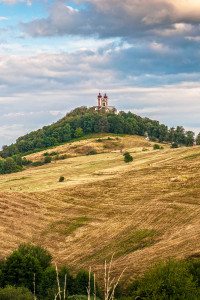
[{"x1": 0, "y1": 134, "x2": 200, "y2": 283}]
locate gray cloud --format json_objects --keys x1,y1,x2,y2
[
  {"x1": 1, "y1": 0, "x2": 200, "y2": 147},
  {"x1": 0, "y1": 47, "x2": 200, "y2": 148},
  {"x1": 22, "y1": 0, "x2": 200, "y2": 39}
]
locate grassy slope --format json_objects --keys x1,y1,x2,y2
[{"x1": 0, "y1": 134, "x2": 200, "y2": 282}]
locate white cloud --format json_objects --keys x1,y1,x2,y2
[
  {"x1": 1, "y1": 0, "x2": 200, "y2": 147},
  {"x1": 22, "y1": 0, "x2": 200, "y2": 39},
  {"x1": 0, "y1": 0, "x2": 32, "y2": 4},
  {"x1": 0, "y1": 16, "x2": 8, "y2": 21}
]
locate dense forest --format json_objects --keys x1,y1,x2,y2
[
  {"x1": 1, "y1": 107, "x2": 199, "y2": 160},
  {"x1": 0, "y1": 244, "x2": 200, "y2": 299}
]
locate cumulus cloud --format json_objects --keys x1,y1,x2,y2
[
  {"x1": 22, "y1": 0, "x2": 200, "y2": 40},
  {"x1": 1, "y1": 0, "x2": 200, "y2": 147},
  {"x1": 0, "y1": 44, "x2": 200, "y2": 148}
]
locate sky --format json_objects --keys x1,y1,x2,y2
[{"x1": 0, "y1": 0, "x2": 200, "y2": 148}]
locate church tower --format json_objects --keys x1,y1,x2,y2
[
  {"x1": 97, "y1": 93, "x2": 102, "y2": 108},
  {"x1": 95, "y1": 92, "x2": 117, "y2": 113}
]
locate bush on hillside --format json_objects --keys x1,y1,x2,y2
[
  {"x1": 44, "y1": 156, "x2": 52, "y2": 164},
  {"x1": 0, "y1": 158, "x2": 22, "y2": 174},
  {"x1": 153, "y1": 144, "x2": 163, "y2": 150},
  {"x1": 59, "y1": 176, "x2": 65, "y2": 182},
  {"x1": 43, "y1": 151, "x2": 58, "y2": 157},
  {"x1": 31, "y1": 161, "x2": 44, "y2": 167},
  {"x1": 123, "y1": 152, "x2": 133, "y2": 163},
  {"x1": 54, "y1": 154, "x2": 68, "y2": 161},
  {"x1": 171, "y1": 142, "x2": 179, "y2": 148}
]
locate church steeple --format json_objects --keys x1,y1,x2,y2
[
  {"x1": 97, "y1": 92, "x2": 102, "y2": 107},
  {"x1": 95, "y1": 92, "x2": 117, "y2": 114}
]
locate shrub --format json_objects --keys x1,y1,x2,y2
[
  {"x1": 49, "y1": 151, "x2": 58, "y2": 156},
  {"x1": 44, "y1": 156, "x2": 52, "y2": 164},
  {"x1": 86, "y1": 149, "x2": 97, "y2": 155},
  {"x1": 59, "y1": 176, "x2": 65, "y2": 182},
  {"x1": 0, "y1": 158, "x2": 22, "y2": 174},
  {"x1": 129, "y1": 260, "x2": 199, "y2": 300},
  {"x1": 171, "y1": 142, "x2": 179, "y2": 148},
  {"x1": 57, "y1": 154, "x2": 68, "y2": 160},
  {"x1": 153, "y1": 144, "x2": 161, "y2": 150},
  {"x1": 43, "y1": 152, "x2": 49, "y2": 157},
  {"x1": 0, "y1": 286, "x2": 33, "y2": 300},
  {"x1": 22, "y1": 158, "x2": 32, "y2": 166},
  {"x1": 31, "y1": 161, "x2": 44, "y2": 167},
  {"x1": 123, "y1": 152, "x2": 133, "y2": 163}
]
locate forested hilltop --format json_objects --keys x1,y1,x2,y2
[{"x1": 1, "y1": 106, "x2": 199, "y2": 159}]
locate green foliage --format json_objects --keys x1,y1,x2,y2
[
  {"x1": 3, "y1": 252, "x2": 42, "y2": 292},
  {"x1": 171, "y1": 142, "x2": 179, "y2": 148},
  {"x1": 57, "y1": 154, "x2": 68, "y2": 160},
  {"x1": 38, "y1": 266, "x2": 76, "y2": 299},
  {"x1": 0, "y1": 108, "x2": 195, "y2": 162},
  {"x1": 75, "y1": 127, "x2": 84, "y2": 138},
  {"x1": 153, "y1": 144, "x2": 163, "y2": 150},
  {"x1": 123, "y1": 152, "x2": 133, "y2": 163},
  {"x1": 129, "y1": 260, "x2": 199, "y2": 300},
  {"x1": 1, "y1": 244, "x2": 52, "y2": 293},
  {"x1": 0, "y1": 158, "x2": 22, "y2": 174},
  {"x1": 187, "y1": 256, "x2": 200, "y2": 288},
  {"x1": 68, "y1": 296, "x2": 99, "y2": 300},
  {"x1": 0, "y1": 286, "x2": 33, "y2": 300},
  {"x1": 59, "y1": 176, "x2": 65, "y2": 182},
  {"x1": 49, "y1": 151, "x2": 59, "y2": 156},
  {"x1": 43, "y1": 152, "x2": 50, "y2": 157},
  {"x1": 21, "y1": 157, "x2": 32, "y2": 166},
  {"x1": 44, "y1": 156, "x2": 52, "y2": 164},
  {"x1": 1, "y1": 245, "x2": 200, "y2": 299},
  {"x1": 38, "y1": 266, "x2": 57, "y2": 299},
  {"x1": 196, "y1": 133, "x2": 200, "y2": 145},
  {"x1": 31, "y1": 161, "x2": 44, "y2": 167},
  {"x1": 75, "y1": 270, "x2": 94, "y2": 296},
  {"x1": 16, "y1": 244, "x2": 52, "y2": 270}
]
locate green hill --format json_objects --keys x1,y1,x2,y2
[{"x1": 0, "y1": 107, "x2": 196, "y2": 160}]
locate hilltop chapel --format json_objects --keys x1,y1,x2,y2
[{"x1": 94, "y1": 93, "x2": 117, "y2": 114}]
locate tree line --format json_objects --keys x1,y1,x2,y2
[
  {"x1": 0, "y1": 244, "x2": 200, "y2": 299},
  {"x1": 1, "y1": 107, "x2": 199, "y2": 160},
  {"x1": 0, "y1": 244, "x2": 100, "y2": 300}
]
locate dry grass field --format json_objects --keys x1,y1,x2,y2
[{"x1": 0, "y1": 134, "x2": 200, "y2": 282}]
